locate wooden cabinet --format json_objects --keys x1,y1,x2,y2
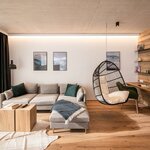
[
  {"x1": 0, "y1": 108, "x2": 15, "y2": 131},
  {"x1": 16, "y1": 104, "x2": 37, "y2": 132}
]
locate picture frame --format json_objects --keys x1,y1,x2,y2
[
  {"x1": 53, "y1": 52, "x2": 67, "y2": 71},
  {"x1": 106, "y1": 51, "x2": 120, "y2": 70},
  {"x1": 33, "y1": 52, "x2": 47, "y2": 71}
]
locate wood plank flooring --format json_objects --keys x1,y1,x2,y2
[{"x1": 37, "y1": 100, "x2": 150, "y2": 150}]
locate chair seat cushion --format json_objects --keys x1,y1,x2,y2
[
  {"x1": 30, "y1": 94, "x2": 58, "y2": 106},
  {"x1": 103, "y1": 91, "x2": 129, "y2": 104},
  {"x1": 3, "y1": 94, "x2": 36, "y2": 107}
]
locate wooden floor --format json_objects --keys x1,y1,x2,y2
[{"x1": 37, "y1": 100, "x2": 150, "y2": 150}]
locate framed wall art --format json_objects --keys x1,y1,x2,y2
[
  {"x1": 53, "y1": 52, "x2": 67, "y2": 71},
  {"x1": 33, "y1": 52, "x2": 47, "y2": 71},
  {"x1": 106, "y1": 51, "x2": 120, "y2": 70}
]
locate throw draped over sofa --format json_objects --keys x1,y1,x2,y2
[{"x1": 92, "y1": 60, "x2": 129, "y2": 105}]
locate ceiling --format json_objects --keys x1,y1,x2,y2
[{"x1": 0, "y1": 0, "x2": 150, "y2": 34}]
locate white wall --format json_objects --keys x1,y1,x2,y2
[
  {"x1": 9, "y1": 35, "x2": 138, "y2": 100},
  {"x1": 0, "y1": 29, "x2": 8, "y2": 35}
]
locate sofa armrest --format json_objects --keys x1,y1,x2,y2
[
  {"x1": 77, "y1": 87, "x2": 86, "y2": 102},
  {"x1": 82, "y1": 87, "x2": 86, "y2": 102},
  {"x1": 0, "y1": 93, "x2": 6, "y2": 108}
]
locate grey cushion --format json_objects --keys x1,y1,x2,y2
[
  {"x1": 59, "y1": 84, "x2": 67, "y2": 94},
  {"x1": 2, "y1": 94, "x2": 37, "y2": 107},
  {"x1": 39, "y1": 84, "x2": 58, "y2": 94},
  {"x1": 25, "y1": 83, "x2": 38, "y2": 94},
  {"x1": 30, "y1": 94, "x2": 58, "y2": 105},
  {"x1": 4, "y1": 89, "x2": 13, "y2": 100}
]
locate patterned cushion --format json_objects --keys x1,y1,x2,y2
[
  {"x1": 77, "y1": 88, "x2": 84, "y2": 102},
  {"x1": 4, "y1": 89, "x2": 13, "y2": 100}
]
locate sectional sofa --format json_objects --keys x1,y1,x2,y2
[
  {"x1": 0, "y1": 83, "x2": 86, "y2": 110},
  {"x1": 0, "y1": 83, "x2": 90, "y2": 132},
  {"x1": 0, "y1": 83, "x2": 89, "y2": 132}
]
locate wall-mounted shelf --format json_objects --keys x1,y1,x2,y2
[
  {"x1": 137, "y1": 61, "x2": 150, "y2": 62},
  {"x1": 137, "y1": 72, "x2": 150, "y2": 76},
  {"x1": 135, "y1": 48, "x2": 150, "y2": 53}
]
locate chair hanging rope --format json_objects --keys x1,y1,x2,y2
[{"x1": 92, "y1": 60, "x2": 129, "y2": 105}]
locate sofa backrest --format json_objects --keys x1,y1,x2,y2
[
  {"x1": 39, "y1": 84, "x2": 59, "y2": 94},
  {"x1": 59, "y1": 83, "x2": 68, "y2": 94},
  {"x1": 24, "y1": 83, "x2": 38, "y2": 94}
]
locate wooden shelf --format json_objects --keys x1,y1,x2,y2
[
  {"x1": 137, "y1": 72, "x2": 150, "y2": 76},
  {"x1": 135, "y1": 61, "x2": 150, "y2": 62},
  {"x1": 135, "y1": 48, "x2": 150, "y2": 53},
  {"x1": 137, "y1": 30, "x2": 150, "y2": 84}
]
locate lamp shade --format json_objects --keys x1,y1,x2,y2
[{"x1": 9, "y1": 60, "x2": 17, "y2": 69}]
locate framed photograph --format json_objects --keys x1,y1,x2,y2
[
  {"x1": 53, "y1": 52, "x2": 67, "y2": 71},
  {"x1": 33, "y1": 52, "x2": 47, "y2": 71},
  {"x1": 106, "y1": 51, "x2": 120, "y2": 70}
]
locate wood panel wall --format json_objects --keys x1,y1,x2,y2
[
  {"x1": 138, "y1": 29, "x2": 150, "y2": 106},
  {"x1": 138, "y1": 29, "x2": 150, "y2": 84}
]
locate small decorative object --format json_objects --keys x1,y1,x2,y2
[
  {"x1": 135, "y1": 65, "x2": 141, "y2": 73},
  {"x1": 53, "y1": 52, "x2": 67, "y2": 71},
  {"x1": 106, "y1": 51, "x2": 120, "y2": 70},
  {"x1": 33, "y1": 52, "x2": 47, "y2": 71},
  {"x1": 137, "y1": 57, "x2": 142, "y2": 62},
  {"x1": 137, "y1": 44, "x2": 145, "y2": 51},
  {"x1": 9, "y1": 60, "x2": 17, "y2": 69}
]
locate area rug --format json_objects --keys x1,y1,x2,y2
[{"x1": 0, "y1": 121, "x2": 58, "y2": 150}]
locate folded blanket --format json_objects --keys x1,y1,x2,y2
[{"x1": 52, "y1": 100, "x2": 85, "y2": 124}]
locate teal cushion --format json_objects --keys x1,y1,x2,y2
[
  {"x1": 12, "y1": 83, "x2": 27, "y2": 97},
  {"x1": 65, "y1": 84, "x2": 79, "y2": 97}
]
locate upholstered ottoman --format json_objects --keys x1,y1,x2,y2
[{"x1": 49, "y1": 103, "x2": 89, "y2": 133}]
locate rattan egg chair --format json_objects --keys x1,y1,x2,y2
[{"x1": 92, "y1": 60, "x2": 129, "y2": 105}]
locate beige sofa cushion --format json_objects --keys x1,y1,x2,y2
[
  {"x1": 30, "y1": 94, "x2": 58, "y2": 106},
  {"x1": 25, "y1": 83, "x2": 38, "y2": 94},
  {"x1": 59, "y1": 84, "x2": 67, "y2": 94},
  {"x1": 2, "y1": 94, "x2": 36, "y2": 107},
  {"x1": 39, "y1": 84, "x2": 58, "y2": 94},
  {"x1": 4, "y1": 89, "x2": 13, "y2": 100}
]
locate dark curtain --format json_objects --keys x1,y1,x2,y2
[{"x1": 0, "y1": 32, "x2": 11, "y2": 93}]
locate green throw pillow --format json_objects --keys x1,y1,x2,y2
[
  {"x1": 65, "y1": 84, "x2": 79, "y2": 97},
  {"x1": 12, "y1": 83, "x2": 27, "y2": 97}
]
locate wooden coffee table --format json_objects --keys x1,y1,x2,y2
[
  {"x1": 16, "y1": 104, "x2": 37, "y2": 132},
  {"x1": 0, "y1": 107, "x2": 15, "y2": 131}
]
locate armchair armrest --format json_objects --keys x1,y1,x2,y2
[{"x1": 0, "y1": 93, "x2": 6, "y2": 108}]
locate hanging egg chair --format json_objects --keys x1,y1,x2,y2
[{"x1": 92, "y1": 60, "x2": 129, "y2": 105}]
